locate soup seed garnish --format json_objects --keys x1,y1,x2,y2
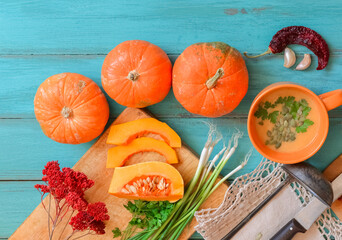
[{"x1": 254, "y1": 96, "x2": 314, "y2": 149}]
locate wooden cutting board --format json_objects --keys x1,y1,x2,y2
[
  {"x1": 10, "y1": 107, "x2": 228, "y2": 240},
  {"x1": 323, "y1": 153, "x2": 342, "y2": 219}
]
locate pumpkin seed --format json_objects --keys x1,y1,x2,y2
[
  {"x1": 285, "y1": 113, "x2": 292, "y2": 120},
  {"x1": 130, "y1": 185, "x2": 137, "y2": 194},
  {"x1": 121, "y1": 188, "x2": 130, "y2": 194},
  {"x1": 154, "y1": 176, "x2": 159, "y2": 184},
  {"x1": 284, "y1": 120, "x2": 289, "y2": 127},
  {"x1": 126, "y1": 185, "x2": 132, "y2": 193},
  {"x1": 275, "y1": 142, "x2": 282, "y2": 149},
  {"x1": 290, "y1": 119, "x2": 296, "y2": 127},
  {"x1": 157, "y1": 182, "x2": 165, "y2": 190},
  {"x1": 267, "y1": 131, "x2": 272, "y2": 137},
  {"x1": 146, "y1": 177, "x2": 151, "y2": 183}
]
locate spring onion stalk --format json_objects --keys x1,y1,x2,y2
[{"x1": 128, "y1": 129, "x2": 249, "y2": 240}]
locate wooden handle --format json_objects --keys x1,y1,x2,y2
[
  {"x1": 332, "y1": 174, "x2": 342, "y2": 202},
  {"x1": 270, "y1": 219, "x2": 306, "y2": 240}
]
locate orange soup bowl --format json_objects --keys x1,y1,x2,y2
[{"x1": 248, "y1": 82, "x2": 342, "y2": 164}]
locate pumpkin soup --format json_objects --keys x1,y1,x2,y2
[{"x1": 253, "y1": 88, "x2": 319, "y2": 153}]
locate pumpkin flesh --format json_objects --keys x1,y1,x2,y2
[
  {"x1": 106, "y1": 137, "x2": 178, "y2": 168},
  {"x1": 34, "y1": 73, "x2": 109, "y2": 144},
  {"x1": 106, "y1": 118, "x2": 181, "y2": 148},
  {"x1": 109, "y1": 162, "x2": 184, "y2": 201},
  {"x1": 172, "y1": 42, "x2": 249, "y2": 118}
]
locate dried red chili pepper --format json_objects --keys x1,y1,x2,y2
[{"x1": 245, "y1": 26, "x2": 329, "y2": 70}]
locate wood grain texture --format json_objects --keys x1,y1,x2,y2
[
  {"x1": 0, "y1": 0, "x2": 341, "y2": 54},
  {"x1": 9, "y1": 108, "x2": 228, "y2": 240},
  {"x1": 323, "y1": 154, "x2": 342, "y2": 220}
]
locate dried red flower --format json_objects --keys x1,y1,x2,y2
[
  {"x1": 69, "y1": 204, "x2": 108, "y2": 235},
  {"x1": 69, "y1": 211, "x2": 93, "y2": 232},
  {"x1": 65, "y1": 192, "x2": 88, "y2": 211},
  {"x1": 34, "y1": 184, "x2": 50, "y2": 193},
  {"x1": 36, "y1": 161, "x2": 109, "y2": 239},
  {"x1": 90, "y1": 220, "x2": 106, "y2": 235},
  {"x1": 87, "y1": 202, "x2": 110, "y2": 221},
  {"x1": 62, "y1": 168, "x2": 94, "y2": 197}
]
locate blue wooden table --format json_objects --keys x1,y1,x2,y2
[{"x1": 1, "y1": 1, "x2": 341, "y2": 239}]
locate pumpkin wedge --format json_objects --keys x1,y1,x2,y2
[
  {"x1": 106, "y1": 137, "x2": 178, "y2": 168},
  {"x1": 109, "y1": 161, "x2": 184, "y2": 202},
  {"x1": 107, "y1": 118, "x2": 181, "y2": 148}
]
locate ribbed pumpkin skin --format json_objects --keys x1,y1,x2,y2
[
  {"x1": 101, "y1": 40, "x2": 172, "y2": 108},
  {"x1": 172, "y1": 42, "x2": 249, "y2": 117},
  {"x1": 34, "y1": 73, "x2": 109, "y2": 144}
]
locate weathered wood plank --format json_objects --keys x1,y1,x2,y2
[
  {"x1": 0, "y1": 0, "x2": 341, "y2": 54},
  {"x1": 0, "y1": 181, "x2": 39, "y2": 238},
  {"x1": 0, "y1": 117, "x2": 341, "y2": 180},
  {"x1": 0, "y1": 54, "x2": 341, "y2": 119}
]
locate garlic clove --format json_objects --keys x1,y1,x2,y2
[
  {"x1": 283, "y1": 47, "x2": 296, "y2": 68},
  {"x1": 296, "y1": 54, "x2": 311, "y2": 70}
]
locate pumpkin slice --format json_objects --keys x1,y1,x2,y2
[
  {"x1": 107, "y1": 118, "x2": 181, "y2": 148},
  {"x1": 109, "y1": 161, "x2": 184, "y2": 201},
  {"x1": 107, "y1": 137, "x2": 178, "y2": 168}
]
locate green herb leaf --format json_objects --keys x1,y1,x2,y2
[
  {"x1": 300, "y1": 99, "x2": 308, "y2": 106},
  {"x1": 112, "y1": 228, "x2": 122, "y2": 238},
  {"x1": 264, "y1": 101, "x2": 272, "y2": 109},
  {"x1": 113, "y1": 200, "x2": 175, "y2": 239},
  {"x1": 275, "y1": 97, "x2": 284, "y2": 104},
  {"x1": 268, "y1": 111, "x2": 279, "y2": 124},
  {"x1": 302, "y1": 106, "x2": 311, "y2": 117},
  {"x1": 254, "y1": 105, "x2": 268, "y2": 120},
  {"x1": 285, "y1": 96, "x2": 295, "y2": 106},
  {"x1": 296, "y1": 119, "x2": 314, "y2": 133}
]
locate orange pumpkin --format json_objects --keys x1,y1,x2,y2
[
  {"x1": 102, "y1": 40, "x2": 172, "y2": 108},
  {"x1": 172, "y1": 42, "x2": 249, "y2": 117},
  {"x1": 34, "y1": 73, "x2": 109, "y2": 144}
]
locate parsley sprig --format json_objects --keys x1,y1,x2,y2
[{"x1": 113, "y1": 200, "x2": 175, "y2": 239}]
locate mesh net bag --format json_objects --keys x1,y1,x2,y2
[{"x1": 194, "y1": 158, "x2": 342, "y2": 240}]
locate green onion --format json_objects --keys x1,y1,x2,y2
[{"x1": 129, "y1": 128, "x2": 250, "y2": 240}]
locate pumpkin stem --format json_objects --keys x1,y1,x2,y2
[
  {"x1": 128, "y1": 70, "x2": 140, "y2": 81},
  {"x1": 61, "y1": 106, "x2": 73, "y2": 118},
  {"x1": 244, "y1": 48, "x2": 272, "y2": 58},
  {"x1": 206, "y1": 68, "x2": 224, "y2": 89}
]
